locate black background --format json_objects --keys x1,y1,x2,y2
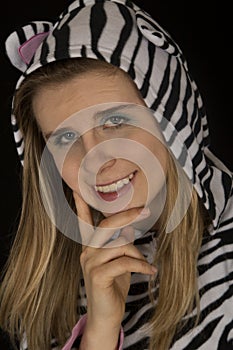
[{"x1": 0, "y1": 1, "x2": 232, "y2": 348}]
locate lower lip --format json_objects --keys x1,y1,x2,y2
[{"x1": 96, "y1": 172, "x2": 136, "y2": 202}]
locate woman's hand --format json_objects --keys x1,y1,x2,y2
[{"x1": 73, "y1": 192, "x2": 156, "y2": 349}]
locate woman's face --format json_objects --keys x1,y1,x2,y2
[{"x1": 33, "y1": 69, "x2": 167, "y2": 217}]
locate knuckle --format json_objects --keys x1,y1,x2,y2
[
  {"x1": 140, "y1": 260, "x2": 147, "y2": 271},
  {"x1": 139, "y1": 259, "x2": 148, "y2": 270},
  {"x1": 129, "y1": 258, "x2": 150, "y2": 274},
  {"x1": 98, "y1": 217, "x2": 110, "y2": 229},
  {"x1": 89, "y1": 267, "x2": 102, "y2": 285},
  {"x1": 80, "y1": 248, "x2": 93, "y2": 271},
  {"x1": 118, "y1": 256, "x2": 129, "y2": 269},
  {"x1": 142, "y1": 261, "x2": 153, "y2": 274},
  {"x1": 79, "y1": 249, "x2": 87, "y2": 266}
]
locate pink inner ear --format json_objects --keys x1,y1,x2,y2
[{"x1": 19, "y1": 32, "x2": 49, "y2": 65}]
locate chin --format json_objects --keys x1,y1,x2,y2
[{"x1": 101, "y1": 200, "x2": 146, "y2": 218}]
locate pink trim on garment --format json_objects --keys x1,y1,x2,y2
[{"x1": 61, "y1": 314, "x2": 124, "y2": 350}]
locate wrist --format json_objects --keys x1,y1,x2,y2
[
  {"x1": 80, "y1": 320, "x2": 121, "y2": 350},
  {"x1": 61, "y1": 314, "x2": 124, "y2": 350}
]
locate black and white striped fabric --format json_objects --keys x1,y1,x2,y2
[{"x1": 5, "y1": 0, "x2": 233, "y2": 349}]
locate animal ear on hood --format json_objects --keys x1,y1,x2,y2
[
  {"x1": 5, "y1": 21, "x2": 53, "y2": 72},
  {"x1": 136, "y1": 10, "x2": 183, "y2": 57}
]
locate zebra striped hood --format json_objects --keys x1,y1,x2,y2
[{"x1": 5, "y1": 0, "x2": 232, "y2": 231}]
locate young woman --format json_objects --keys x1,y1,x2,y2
[{"x1": 0, "y1": 1, "x2": 232, "y2": 349}]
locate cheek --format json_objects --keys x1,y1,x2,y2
[
  {"x1": 135, "y1": 133, "x2": 168, "y2": 174},
  {"x1": 149, "y1": 140, "x2": 168, "y2": 174},
  {"x1": 59, "y1": 156, "x2": 81, "y2": 193},
  {"x1": 155, "y1": 147, "x2": 168, "y2": 176},
  {"x1": 51, "y1": 144, "x2": 83, "y2": 193},
  {"x1": 139, "y1": 139, "x2": 168, "y2": 202}
]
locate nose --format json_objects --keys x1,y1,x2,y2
[
  {"x1": 81, "y1": 130, "x2": 99, "y2": 154},
  {"x1": 80, "y1": 130, "x2": 116, "y2": 176}
]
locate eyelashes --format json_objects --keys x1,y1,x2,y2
[
  {"x1": 51, "y1": 114, "x2": 131, "y2": 147},
  {"x1": 100, "y1": 114, "x2": 130, "y2": 129},
  {"x1": 53, "y1": 131, "x2": 79, "y2": 146}
]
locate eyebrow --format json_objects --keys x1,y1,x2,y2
[
  {"x1": 44, "y1": 104, "x2": 133, "y2": 140},
  {"x1": 93, "y1": 104, "x2": 132, "y2": 120}
]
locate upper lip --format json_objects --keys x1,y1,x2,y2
[{"x1": 95, "y1": 171, "x2": 136, "y2": 187}]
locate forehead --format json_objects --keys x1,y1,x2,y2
[{"x1": 33, "y1": 71, "x2": 145, "y2": 133}]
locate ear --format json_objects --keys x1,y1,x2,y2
[
  {"x1": 136, "y1": 10, "x2": 183, "y2": 57},
  {"x1": 5, "y1": 21, "x2": 53, "y2": 72}
]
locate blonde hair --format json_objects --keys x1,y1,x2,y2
[
  {"x1": 0, "y1": 58, "x2": 210, "y2": 350},
  {"x1": 148, "y1": 155, "x2": 208, "y2": 349}
]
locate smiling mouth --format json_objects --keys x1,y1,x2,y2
[{"x1": 94, "y1": 171, "x2": 136, "y2": 194}]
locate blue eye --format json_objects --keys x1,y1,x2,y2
[
  {"x1": 53, "y1": 130, "x2": 78, "y2": 146},
  {"x1": 102, "y1": 115, "x2": 130, "y2": 129}
]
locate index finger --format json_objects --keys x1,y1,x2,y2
[{"x1": 88, "y1": 207, "x2": 151, "y2": 248}]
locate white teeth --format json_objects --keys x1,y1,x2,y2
[
  {"x1": 122, "y1": 178, "x2": 129, "y2": 185},
  {"x1": 116, "y1": 180, "x2": 124, "y2": 189},
  {"x1": 95, "y1": 172, "x2": 135, "y2": 193},
  {"x1": 102, "y1": 186, "x2": 109, "y2": 193},
  {"x1": 109, "y1": 183, "x2": 118, "y2": 191}
]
